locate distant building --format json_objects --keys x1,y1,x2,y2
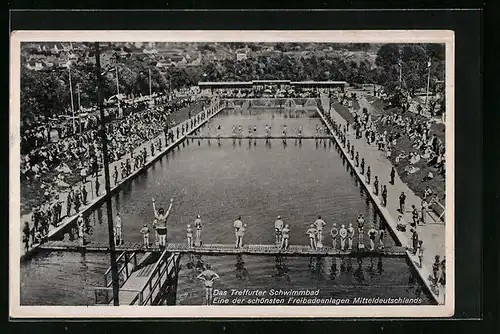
[
  {"x1": 26, "y1": 60, "x2": 44, "y2": 71},
  {"x1": 143, "y1": 48, "x2": 159, "y2": 55},
  {"x1": 198, "y1": 80, "x2": 347, "y2": 96},
  {"x1": 56, "y1": 59, "x2": 72, "y2": 68},
  {"x1": 236, "y1": 53, "x2": 248, "y2": 61}
]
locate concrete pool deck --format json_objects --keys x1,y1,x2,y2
[
  {"x1": 20, "y1": 98, "x2": 224, "y2": 259},
  {"x1": 318, "y1": 94, "x2": 447, "y2": 305}
]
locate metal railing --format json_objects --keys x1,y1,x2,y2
[
  {"x1": 129, "y1": 250, "x2": 179, "y2": 306},
  {"x1": 103, "y1": 251, "x2": 138, "y2": 288}
]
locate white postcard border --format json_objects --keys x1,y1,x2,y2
[{"x1": 10, "y1": 30, "x2": 455, "y2": 318}]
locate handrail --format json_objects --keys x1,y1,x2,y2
[
  {"x1": 128, "y1": 250, "x2": 176, "y2": 305},
  {"x1": 129, "y1": 249, "x2": 169, "y2": 305},
  {"x1": 142, "y1": 254, "x2": 176, "y2": 305},
  {"x1": 104, "y1": 251, "x2": 137, "y2": 288}
]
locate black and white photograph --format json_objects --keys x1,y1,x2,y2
[{"x1": 10, "y1": 31, "x2": 454, "y2": 318}]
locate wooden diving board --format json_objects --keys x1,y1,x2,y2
[
  {"x1": 39, "y1": 240, "x2": 406, "y2": 257},
  {"x1": 187, "y1": 135, "x2": 335, "y2": 140}
]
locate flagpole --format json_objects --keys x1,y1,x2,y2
[
  {"x1": 94, "y1": 42, "x2": 120, "y2": 306},
  {"x1": 425, "y1": 58, "x2": 431, "y2": 107},
  {"x1": 149, "y1": 68, "x2": 152, "y2": 98},
  {"x1": 77, "y1": 84, "x2": 82, "y2": 133},
  {"x1": 115, "y1": 65, "x2": 121, "y2": 117},
  {"x1": 399, "y1": 61, "x2": 402, "y2": 85},
  {"x1": 68, "y1": 63, "x2": 76, "y2": 133}
]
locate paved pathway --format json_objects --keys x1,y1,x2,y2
[
  {"x1": 20, "y1": 98, "x2": 222, "y2": 257},
  {"x1": 320, "y1": 94, "x2": 447, "y2": 304}
]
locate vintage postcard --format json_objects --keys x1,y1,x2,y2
[{"x1": 10, "y1": 30, "x2": 454, "y2": 318}]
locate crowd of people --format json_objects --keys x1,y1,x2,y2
[
  {"x1": 21, "y1": 96, "x2": 205, "y2": 251},
  {"x1": 320, "y1": 100, "x2": 446, "y2": 292},
  {"x1": 21, "y1": 97, "x2": 196, "y2": 188},
  {"x1": 342, "y1": 101, "x2": 445, "y2": 208}
]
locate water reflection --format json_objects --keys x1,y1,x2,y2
[
  {"x1": 273, "y1": 256, "x2": 290, "y2": 283},
  {"x1": 235, "y1": 255, "x2": 250, "y2": 281},
  {"x1": 353, "y1": 257, "x2": 365, "y2": 283}
]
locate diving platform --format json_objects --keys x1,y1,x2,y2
[
  {"x1": 187, "y1": 135, "x2": 335, "y2": 140},
  {"x1": 39, "y1": 240, "x2": 406, "y2": 257}
]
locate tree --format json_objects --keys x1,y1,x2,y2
[{"x1": 375, "y1": 44, "x2": 401, "y2": 67}]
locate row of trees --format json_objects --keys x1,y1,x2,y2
[
  {"x1": 375, "y1": 43, "x2": 445, "y2": 96},
  {"x1": 21, "y1": 43, "x2": 445, "y2": 124}
]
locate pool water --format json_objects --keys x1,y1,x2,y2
[{"x1": 20, "y1": 108, "x2": 432, "y2": 305}]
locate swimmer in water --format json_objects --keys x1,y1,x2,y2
[{"x1": 197, "y1": 264, "x2": 220, "y2": 305}]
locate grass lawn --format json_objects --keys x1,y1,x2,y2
[
  {"x1": 331, "y1": 100, "x2": 356, "y2": 124},
  {"x1": 367, "y1": 97, "x2": 446, "y2": 219}
]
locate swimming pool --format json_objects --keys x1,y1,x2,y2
[{"x1": 20, "y1": 107, "x2": 433, "y2": 305}]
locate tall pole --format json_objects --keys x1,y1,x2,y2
[
  {"x1": 95, "y1": 42, "x2": 120, "y2": 306},
  {"x1": 68, "y1": 64, "x2": 76, "y2": 132},
  {"x1": 425, "y1": 58, "x2": 431, "y2": 107},
  {"x1": 149, "y1": 68, "x2": 152, "y2": 98},
  {"x1": 77, "y1": 84, "x2": 82, "y2": 133},
  {"x1": 399, "y1": 62, "x2": 402, "y2": 85},
  {"x1": 115, "y1": 65, "x2": 121, "y2": 118}
]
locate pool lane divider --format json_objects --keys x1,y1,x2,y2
[
  {"x1": 21, "y1": 99, "x2": 225, "y2": 262},
  {"x1": 315, "y1": 105, "x2": 444, "y2": 305}
]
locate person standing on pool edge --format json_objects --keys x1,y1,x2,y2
[
  {"x1": 140, "y1": 224, "x2": 150, "y2": 248},
  {"x1": 382, "y1": 185, "x2": 388, "y2": 207},
  {"x1": 186, "y1": 224, "x2": 194, "y2": 248},
  {"x1": 281, "y1": 224, "x2": 290, "y2": 250},
  {"x1": 115, "y1": 212, "x2": 123, "y2": 246},
  {"x1": 390, "y1": 166, "x2": 396, "y2": 185},
  {"x1": 330, "y1": 223, "x2": 338, "y2": 250},
  {"x1": 314, "y1": 215, "x2": 326, "y2": 248},
  {"x1": 347, "y1": 223, "x2": 355, "y2": 250},
  {"x1": 235, "y1": 224, "x2": 247, "y2": 248},
  {"x1": 233, "y1": 216, "x2": 243, "y2": 247},
  {"x1": 367, "y1": 224, "x2": 378, "y2": 251},
  {"x1": 306, "y1": 224, "x2": 317, "y2": 250},
  {"x1": 373, "y1": 176, "x2": 379, "y2": 196},
  {"x1": 339, "y1": 224, "x2": 347, "y2": 251},
  {"x1": 194, "y1": 215, "x2": 203, "y2": 246},
  {"x1": 399, "y1": 191, "x2": 407, "y2": 213},
  {"x1": 274, "y1": 216, "x2": 284, "y2": 246},
  {"x1": 152, "y1": 197, "x2": 174, "y2": 249}
]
